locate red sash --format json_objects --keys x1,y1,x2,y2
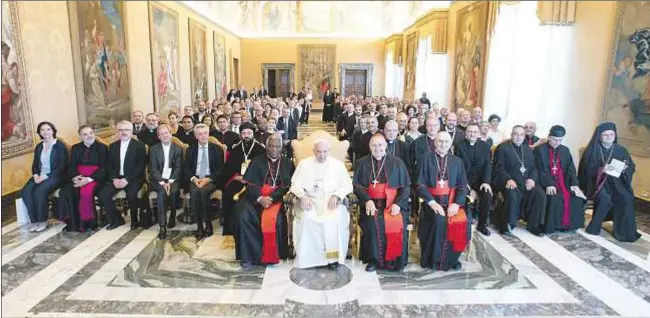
[
  {"x1": 428, "y1": 185, "x2": 468, "y2": 253},
  {"x1": 224, "y1": 173, "x2": 241, "y2": 189},
  {"x1": 367, "y1": 183, "x2": 403, "y2": 262},
  {"x1": 77, "y1": 165, "x2": 99, "y2": 221},
  {"x1": 225, "y1": 150, "x2": 231, "y2": 162},
  {"x1": 260, "y1": 184, "x2": 281, "y2": 264},
  {"x1": 549, "y1": 149, "x2": 571, "y2": 227}
]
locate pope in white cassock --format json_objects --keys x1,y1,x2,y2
[{"x1": 290, "y1": 139, "x2": 353, "y2": 269}]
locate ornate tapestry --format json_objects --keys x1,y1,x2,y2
[
  {"x1": 213, "y1": 32, "x2": 227, "y2": 99},
  {"x1": 298, "y1": 44, "x2": 335, "y2": 102},
  {"x1": 188, "y1": 18, "x2": 208, "y2": 103},
  {"x1": 602, "y1": 2, "x2": 650, "y2": 157},
  {"x1": 1, "y1": 1, "x2": 35, "y2": 159},
  {"x1": 452, "y1": 1, "x2": 488, "y2": 111},
  {"x1": 149, "y1": 2, "x2": 180, "y2": 114},
  {"x1": 404, "y1": 32, "x2": 417, "y2": 95},
  {"x1": 69, "y1": 0, "x2": 131, "y2": 133}
]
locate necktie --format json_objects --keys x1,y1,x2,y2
[
  {"x1": 198, "y1": 146, "x2": 208, "y2": 178},
  {"x1": 284, "y1": 120, "x2": 289, "y2": 139}
]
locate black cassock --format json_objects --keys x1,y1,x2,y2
[
  {"x1": 409, "y1": 135, "x2": 436, "y2": 177},
  {"x1": 534, "y1": 143, "x2": 585, "y2": 233},
  {"x1": 175, "y1": 130, "x2": 197, "y2": 147},
  {"x1": 415, "y1": 152, "x2": 470, "y2": 270},
  {"x1": 578, "y1": 137, "x2": 640, "y2": 242},
  {"x1": 386, "y1": 139, "x2": 411, "y2": 174},
  {"x1": 216, "y1": 140, "x2": 266, "y2": 235},
  {"x1": 233, "y1": 154, "x2": 294, "y2": 264},
  {"x1": 211, "y1": 130, "x2": 241, "y2": 151},
  {"x1": 56, "y1": 141, "x2": 108, "y2": 231},
  {"x1": 493, "y1": 141, "x2": 546, "y2": 233},
  {"x1": 454, "y1": 139, "x2": 493, "y2": 230},
  {"x1": 322, "y1": 93, "x2": 335, "y2": 122},
  {"x1": 353, "y1": 155, "x2": 411, "y2": 270}
]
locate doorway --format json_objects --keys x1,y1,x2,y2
[
  {"x1": 232, "y1": 57, "x2": 240, "y2": 88},
  {"x1": 261, "y1": 63, "x2": 295, "y2": 98},
  {"x1": 339, "y1": 63, "x2": 374, "y2": 98}
]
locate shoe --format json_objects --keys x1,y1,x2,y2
[
  {"x1": 106, "y1": 218, "x2": 125, "y2": 230},
  {"x1": 365, "y1": 262, "x2": 376, "y2": 272},
  {"x1": 158, "y1": 226, "x2": 167, "y2": 240},
  {"x1": 195, "y1": 228, "x2": 205, "y2": 241},
  {"x1": 327, "y1": 262, "x2": 339, "y2": 270},
  {"x1": 499, "y1": 229, "x2": 512, "y2": 236},
  {"x1": 205, "y1": 223, "x2": 214, "y2": 237},
  {"x1": 477, "y1": 226, "x2": 491, "y2": 236},
  {"x1": 451, "y1": 262, "x2": 462, "y2": 270},
  {"x1": 240, "y1": 261, "x2": 252, "y2": 269},
  {"x1": 34, "y1": 222, "x2": 47, "y2": 232},
  {"x1": 28, "y1": 223, "x2": 37, "y2": 232},
  {"x1": 530, "y1": 228, "x2": 545, "y2": 237},
  {"x1": 130, "y1": 221, "x2": 140, "y2": 230},
  {"x1": 167, "y1": 219, "x2": 176, "y2": 229}
]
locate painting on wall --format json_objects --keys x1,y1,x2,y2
[
  {"x1": 404, "y1": 32, "x2": 417, "y2": 95},
  {"x1": 148, "y1": 2, "x2": 180, "y2": 115},
  {"x1": 69, "y1": 1, "x2": 131, "y2": 132},
  {"x1": 1, "y1": 1, "x2": 35, "y2": 159},
  {"x1": 213, "y1": 32, "x2": 227, "y2": 99},
  {"x1": 298, "y1": 44, "x2": 336, "y2": 102},
  {"x1": 452, "y1": 1, "x2": 488, "y2": 111},
  {"x1": 188, "y1": 18, "x2": 208, "y2": 103},
  {"x1": 603, "y1": 2, "x2": 650, "y2": 157}
]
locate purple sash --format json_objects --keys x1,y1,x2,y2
[
  {"x1": 77, "y1": 165, "x2": 99, "y2": 221},
  {"x1": 592, "y1": 166, "x2": 607, "y2": 201}
]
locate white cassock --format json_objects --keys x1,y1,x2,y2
[{"x1": 290, "y1": 156, "x2": 353, "y2": 268}]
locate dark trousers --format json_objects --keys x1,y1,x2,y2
[
  {"x1": 189, "y1": 181, "x2": 217, "y2": 229},
  {"x1": 498, "y1": 186, "x2": 545, "y2": 232},
  {"x1": 151, "y1": 182, "x2": 180, "y2": 227},
  {"x1": 300, "y1": 104, "x2": 310, "y2": 124},
  {"x1": 99, "y1": 180, "x2": 142, "y2": 225},
  {"x1": 470, "y1": 184, "x2": 493, "y2": 228},
  {"x1": 22, "y1": 178, "x2": 60, "y2": 223}
]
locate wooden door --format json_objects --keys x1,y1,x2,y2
[
  {"x1": 232, "y1": 57, "x2": 240, "y2": 87},
  {"x1": 268, "y1": 69, "x2": 277, "y2": 98},
  {"x1": 278, "y1": 69, "x2": 290, "y2": 98},
  {"x1": 344, "y1": 70, "x2": 367, "y2": 97}
]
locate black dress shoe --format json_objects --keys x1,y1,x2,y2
[
  {"x1": 451, "y1": 262, "x2": 462, "y2": 270},
  {"x1": 106, "y1": 223, "x2": 119, "y2": 230},
  {"x1": 530, "y1": 228, "x2": 545, "y2": 237},
  {"x1": 365, "y1": 262, "x2": 376, "y2": 272},
  {"x1": 130, "y1": 221, "x2": 140, "y2": 230},
  {"x1": 195, "y1": 229, "x2": 205, "y2": 241},
  {"x1": 158, "y1": 226, "x2": 167, "y2": 239},
  {"x1": 477, "y1": 226, "x2": 491, "y2": 236},
  {"x1": 240, "y1": 261, "x2": 252, "y2": 269},
  {"x1": 167, "y1": 219, "x2": 176, "y2": 229},
  {"x1": 327, "y1": 262, "x2": 339, "y2": 270},
  {"x1": 205, "y1": 223, "x2": 214, "y2": 237}
]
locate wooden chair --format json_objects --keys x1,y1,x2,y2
[{"x1": 286, "y1": 130, "x2": 360, "y2": 257}]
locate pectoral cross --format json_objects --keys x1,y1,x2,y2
[
  {"x1": 438, "y1": 179, "x2": 446, "y2": 188},
  {"x1": 551, "y1": 166, "x2": 558, "y2": 174},
  {"x1": 372, "y1": 179, "x2": 378, "y2": 188}
]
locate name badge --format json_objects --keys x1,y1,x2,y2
[{"x1": 240, "y1": 160, "x2": 250, "y2": 175}]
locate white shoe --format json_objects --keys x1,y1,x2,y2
[
  {"x1": 34, "y1": 222, "x2": 47, "y2": 232},
  {"x1": 28, "y1": 223, "x2": 38, "y2": 232}
]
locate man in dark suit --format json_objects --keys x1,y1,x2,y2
[
  {"x1": 259, "y1": 86, "x2": 268, "y2": 97},
  {"x1": 192, "y1": 101, "x2": 208, "y2": 124},
  {"x1": 276, "y1": 107, "x2": 298, "y2": 157},
  {"x1": 100, "y1": 120, "x2": 147, "y2": 230},
  {"x1": 212, "y1": 115, "x2": 241, "y2": 150},
  {"x1": 184, "y1": 123, "x2": 225, "y2": 240},
  {"x1": 137, "y1": 113, "x2": 160, "y2": 147},
  {"x1": 149, "y1": 124, "x2": 183, "y2": 239},
  {"x1": 132, "y1": 110, "x2": 145, "y2": 135},
  {"x1": 175, "y1": 115, "x2": 197, "y2": 146},
  {"x1": 235, "y1": 85, "x2": 248, "y2": 100}
]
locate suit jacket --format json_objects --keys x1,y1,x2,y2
[
  {"x1": 259, "y1": 89, "x2": 268, "y2": 97},
  {"x1": 132, "y1": 123, "x2": 144, "y2": 135},
  {"x1": 183, "y1": 142, "x2": 225, "y2": 182},
  {"x1": 107, "y1": 138, "x2": 147, "y2": 183},
  {"x1": 235, "y1": 89, "x2": 248, "y2": 100},
  {"x1": 32, "y1": 140, "x2": 68, "y2": 179},
  {"x1": 211, "y1": 130, "x2": 240, "y2": 150},
  {"x1": 276, "y1": 117, "x2": 298, "y2": 140},
  {"x1": 149, "y1": 142, "x2": 183, "y2": 183},
  {"x1": 290, "y1": 107, "x2": 301, "y2": 122},
  {"x1": 191, "y1": 113, "x2": 208, "y2": 124},
  {"x1": 137, "y1": 128, "x2": 160, "y2": 147}
]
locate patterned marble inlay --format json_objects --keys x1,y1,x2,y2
[
  {"x1": 1, "y1": 224, "x2": 40, "y2": 249},
  {"x1": 1, "y1": 231, "x2": 95, "y2": 296},
  {"x1": 289, "y1": 264, "x2": 353, "y2": 290},
  {"x1": 377, "y1": 233, "x2": 534, "y2": 290},
  {"x1": 108, "y1": 230, "x2": 265, "y2": 289},
  {"x1": 549, "y1": 232, "x2": 650, "y2": 302}
]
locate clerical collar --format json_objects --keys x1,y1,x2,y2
[
  {"x1": 84, "y1": 140, "x2": 95, "y2": 147},
  {"x1": 435, "y1": 151, "x2": 448, "y2": 158},
  {"x1": 600, "y1": 142, "x2": 613, "y2": 149},
  {"x1": 512, "y1": 141, "x2": 523, "y2": 148},
  {"x1": 427, "y1": 134, "x2": 436, "y2": 140},
  {"x1": 121, "y1": 138, "x2": 131, "y2": 144},
  {"x1": 268, "y1": 155, "x2": 280, "y2": 162},
  {"x1": 468, "y1": 140, "x2": 476, "y2": 146}
]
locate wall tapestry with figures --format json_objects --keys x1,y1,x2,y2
[
  {"x1": 68, "y1": 0, "x2": 131, "y2": 133},
  {"x1": 188, "y1": 18, "x2": 208, "y2": 103},
  {"x1": 1, "y1": 1, "x2": 35, "y2": 159},
  {"x1": 148, "y1": 2, "x2": 181, "y2": 115},
  {"x1": 452, "y1": 1, "x2": 488, "y2": 111},
  {"x1": 213, "y1": 32, "x2": 227, "y2": 99},
  {"x1": 298, "y1": 44, "x2": 335, "y2": 103},
  {"x1": 602, "y1": 1, "x2": 650, "y2": 157}
]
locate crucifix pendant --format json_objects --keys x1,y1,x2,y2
[
  {"x1": 438, "y1": 179, "x2": 446, "y2": 188},
  {"x1": 551, "y1": 166, "x2": 558, "y2": 174},
  {"x1": 519, "y1": 165, "x2": 527, "y2": 175},
  {"x1": 372, "y1": 179, "x2": 378, "y2": 188}
]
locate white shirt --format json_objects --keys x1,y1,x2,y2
[
  {"x1": 161, "y1": 143, "x2": 173, "y2": 182},
  {"x1": 194, "y1": 143, "x2": 210, "y2": 177},
  {"x1": 232, "y1": 125, "x2": 239, "y2": 134},
  {"x1": 119, "y1": 139, "x2": 130, "y2": 176}
]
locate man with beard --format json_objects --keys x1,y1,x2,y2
[
  {"x1": 383, "y1": 120, "x2": 410, "y2": 170},
  {"x1": 396, "y1": 112, "x2": 409, "y2": 138},
  {"x1": 100, "y1": 121, "x2": 147, "y2": 230},
  {"x1": 192, "y1": 100, "x2": 208, "y2": 124},
  {"x1": 137, "y1": 113, "x2": 160, "y2": 147},
  {"x1": 578, "y1": 122, "x2": 640, "y2": 242},
  {"x1": 410, "y1": 114, "x2": 441, "y2": 171},
  {"x1": 533, "y1": 125, "x2": 587, "y2": 234},
  {"x1": 217, "y1": 122, "x2": 266, "y2": 235},
  {"x1": 454, "y1": 123, "x2": 493, "y2": 236},
  {"x1": 212, "y1": 115, "x2": 240, "y2": 150},
  {"x1": 493, "y1": 125, "x2": 546, "y2": 236},
  {"x1": 358, "y1": 116, "x2": 382, "y2": 159},
  {"x1": 254, "y1": 117, "x2": 272, "y2": 144},
  {"x1": 57, "y1": 125, "x2": 108, "y2": 232},
  {"x1": 414, "y1": 131, "x2": 470, "y2": 271},
  {"x1": 354, "y1": 135, "x2": 411, "y2": 271},
  {"x1": 175, "y1": 115, "x2": 197, "y2": 146},
  {"x1": 234, "y1": 135, "x2": 294, "y2": 268},
  {"x1": 443, "y1": 112, "x2": 465, "y2": 149},
  {"x1": 184, "y1": 124, "x2": 225, "y2": 240},
  {"x1": 149, "y1": 124, "x2": 183, "y2": 239}
]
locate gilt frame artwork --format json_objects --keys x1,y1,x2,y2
[
  {"x1": 188, "y1": 18, "x2": 208, "y2": 103},
  {"x1": 68, "y1": 0, "x2": 131, "y2": 135},
  {"x1": 298, "y1": 44, "x2": 336, "y2": 103},
  {"x1": 213, "y1": 32, "x2": 227, "y2": 99},
  {"x1": 1, "y1": 1, "x2": 35, "y2": 159},
  {"x1": 452, "y1": 1, "x2": 488, "y2": 111},
  {"x1": 602, "y1": 2, "x2": 650, "y2": 157},
  {"x1": 148, "y1": 2, "x2": 181, "y2": 115},
  {"x1": 404, "y1": 32, "x2": 417, "y2": 95}
]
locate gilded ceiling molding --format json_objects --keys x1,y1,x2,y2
[
  {"x1": 537, "y1": 0, "x2": 576, "y2": 25},
  {"x1": 385, "y1": 33, "x2": 404, "y2": 65},
  {"x1": 487, "y1": 1, "x2": 520, "y2": 42}
]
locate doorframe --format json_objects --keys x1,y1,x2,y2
[
  {"x1": 261, "y1": 63, "x2": 295, "y2": 93},
  {"x1": 339, "y1": 63, "x2": 374, "y2": 97}
]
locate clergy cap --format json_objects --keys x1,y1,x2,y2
[
  {"x1": 548, "y1": 125, "x2": 566, "y2": 137},
  {"x1": 240, "y1": 122, "x2": 255, "y2": 133}
]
